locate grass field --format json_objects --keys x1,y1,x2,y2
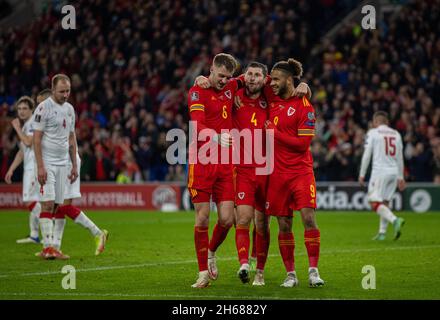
[{"x1": 0, "y1": 210, "x2": 439, "y2": 300}]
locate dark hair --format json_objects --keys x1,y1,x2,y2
[
  {"x1": 51, "y1": 74, "x2": 71, "y2": 89},
  {"x1": 272, "y1": 58, "x2": 303, "y2": 78},
  {"x1": 373, "y1": 111, "x2": 389, "y2": 122},
  {"x1": 245, "y1": 61, "x2": 268, "y2": 77},
  {"x1": 15, "y1": 96, "x2": 35, "y2": 111},
  {"x1": 213, "y1": 53, "x2": 237, "y2": 73},
  {"x1": 38, "y1": 88, "x2": 52, "y2": 99}
]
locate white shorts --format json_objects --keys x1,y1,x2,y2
[
  {"x1": 368, "y1": 174, "x2": 397, "y2": 203},
  {"x1": 38, "y1": 164, "x2": 68, "y2": 204},
  {"x1": 64, "y1": 161, "x2": 81, "y2": 199},
  {"x1": 22, "y1": 168, "x2": 40, "y2": 203}
]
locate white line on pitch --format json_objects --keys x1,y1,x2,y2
[
  {"x1": 0, "y1": 292, "x2": 339, "y2": 300},
  {"x1": 1, "y1": 244, "x2": 439, "y2": 279}
]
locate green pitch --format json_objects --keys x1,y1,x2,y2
[{"x1": 0, "y1": 210, "x2": 439, "y2": 300}]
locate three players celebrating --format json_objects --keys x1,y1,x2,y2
[{"x1": 188, "y1": 54, "x2": 324, "y2": 288}]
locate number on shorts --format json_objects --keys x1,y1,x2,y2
[{"x1": 310, "y1": 184, "x2": 315, "y2": 198}]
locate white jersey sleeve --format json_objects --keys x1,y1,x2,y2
[
  {"x1": 21, "y1": 118, "x2": 36, "y2": 171},
  {"x1": 396, "y1": 132, "x2": 404, "y2": 180},
  {"x1": 359, "y1": 129, "x2": 374, "y2": 178},
  {"x1": 32, "y1": 101, "x2": 50, "y2": 132}
]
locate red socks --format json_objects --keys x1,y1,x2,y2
[
  {"x1": 28, "y1": 201, "x2": 37, "y2": 212},
  {"x1": 194, "y1": 226, "x2": 209, "y2": 272},
  {"x1": 256, "y1": 229, "x2": 270, "y2": 271},
  {"x1": 58, "y1": 205, "x2": 81, "y2": 220},
  {"x1": 235, "y1": 225, "x2": 250, "y2": 265},
  {"x1": 251, "y1": 226, "x2": 257, "y2": 258},
  {"x1": 304, "y1": 229, "x2": 320, "y2": 268},
  {"x1": 209, "y1": 223, "x2": 230, "y2": 252},
  {"x1": 278, "y1": 232, "x2": 295, "y2": 273},
  {"x1": 39, "y1": 211, "x2": 52, "y2": 219}
]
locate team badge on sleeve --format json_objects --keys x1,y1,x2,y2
[
  {"x1": 308, "y1": 112, "x2": 315, "y2": 120},
  {"x1": 34, "y1": 115, "x2": 41, "y2": 123},
  {"x1": 191, "y1": 92, "x2": 199, "y2": 101}
]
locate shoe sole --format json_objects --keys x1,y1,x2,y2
[
  {"x1": 191, "y1": 282, "x2": 210, "y2": 288},
  {"x1": 309, "y1": 282, "x2": 325, "y2": 288},
  {"x1": 238, "y1": 269, "x2": 250, "y2": 284},
  {"x1": 252, "y1": 282, "x2": 265, "y2": 286},
  {"x1": 394, "y1": 220, "x2": 405, "y2": 240}
]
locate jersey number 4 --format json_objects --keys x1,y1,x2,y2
[{"x1": 384, "y1": 136, "x2": 396, "y2": 156}]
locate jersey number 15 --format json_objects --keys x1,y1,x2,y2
[{"x1": 384, "y1": 136, "x2": 396, "y2": 156}]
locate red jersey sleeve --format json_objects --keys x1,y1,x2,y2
[
  {"x1": 188, "y1": 86, "x2": 209, "y2": 133},
  {"x1": 297, "y1": 97, "x2": 316, "y2": 137}
]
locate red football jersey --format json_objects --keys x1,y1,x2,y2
[
  {"x1": 265, "y1": 86, "x2": 316, "y2": 173},
  {"x1": 188, "y1": 81, "x2": 239, "y2": 159},
  {"x1": 232, "y1": 88, "x2": 268, "y2": 167}
]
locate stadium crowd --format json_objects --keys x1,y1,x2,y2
[{"x1": 0, "y1": 0, "x2": 439, "y2": 183}]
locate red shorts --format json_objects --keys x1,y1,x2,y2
[
  {"x1": 188, "y1": 163, "x2": 234, "y2": 204},
  {"x1": 234, "y1": 166, "x2": 267, "y2": 213},
  {"x1": 265, "y1": 171, "x2": 316, "y2": 216}
]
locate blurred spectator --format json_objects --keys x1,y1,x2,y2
[{"x1": 0, "y1": 0, "x2": 438, "y2": 183}]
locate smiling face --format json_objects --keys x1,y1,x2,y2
[
  {"x1": 270, "y1": 69, "x2": 290, "y2": 97},
  {"x1": 209, "y1": 64, "x2": 233, "y2": 91},
  {"x1": 244, "y1": 66, "x2": 265, "y2": 95}
]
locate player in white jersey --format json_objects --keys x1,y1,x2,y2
[
  {"x1": 33, "y1": 74, "x2": 78, "y2": 260},
  {"x1": 359, "y1": 111, "x2": 406, "y2": 240},
  {"x1": 4, "y1": 96, "x2": 41, "y2": 244},
  {"x1": 36, "y1": 89, "x2": 109, "y2": 256}
]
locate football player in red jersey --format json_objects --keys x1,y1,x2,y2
[
  {"x1": 187, "y1": 53, "x2": 240, "y2": 288},
  {"x1": 264, "y1": 58, "x2": 325, "y2": 288},
  {"x1": 194, "y1": 61, "x2": 312, "y2": 286},
  {"x1": 230, "y1": 62, "x2": 270, "y2": 285}
]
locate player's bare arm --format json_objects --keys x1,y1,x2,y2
[
  {"x1": 11, "y1": 118, "x2": 32, "y2": 147},
  {"x1": 4, "y1": 149, "x2": 24, "y2": 184},
  {"x1": 33, "y1": 130, "x2": 47, "y2": 185},
  {"x1": 68, "y1": 132, "x2": 78, "y2": 184}
]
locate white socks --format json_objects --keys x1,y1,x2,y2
[
  {"x1": 376, "y1": 204, "x2": 397, "y2": 224},
  {"x1": 379, "y1": 216, "x2": 389, "y2": 234},
  {"x1": 39, "y1": 217, "x2": 53, "y2": 248},
  {"x1": 74, "y1": 212, "x2": 101, "y2": 237},
  {"x1": 52, "y1": 218, "x2": 66, "y2": 250},
  {"x1": 29, "y1": 202, "x2": 41, "y2": 239}
]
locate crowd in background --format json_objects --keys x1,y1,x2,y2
[{"x1": 0, "y1": 0, "x2": 439, "y2": 183}]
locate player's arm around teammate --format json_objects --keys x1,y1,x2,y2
[{"x1": 264, "y1": 58, "x2": 324, "y2": 288}]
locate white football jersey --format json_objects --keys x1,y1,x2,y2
[
  {"x1": 360, "y1": 124, "x2": 404, "y2": 179},
  {"x1": 20, "y1": 118, "x2": 36, "y2": 171},
  {"x1": 32, "y1": 97, "x2": 75, "y2": 166}
]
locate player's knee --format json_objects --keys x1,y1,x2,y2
[{"x1": 302, "y1": 215, "x2": 317, "y2": 229}]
